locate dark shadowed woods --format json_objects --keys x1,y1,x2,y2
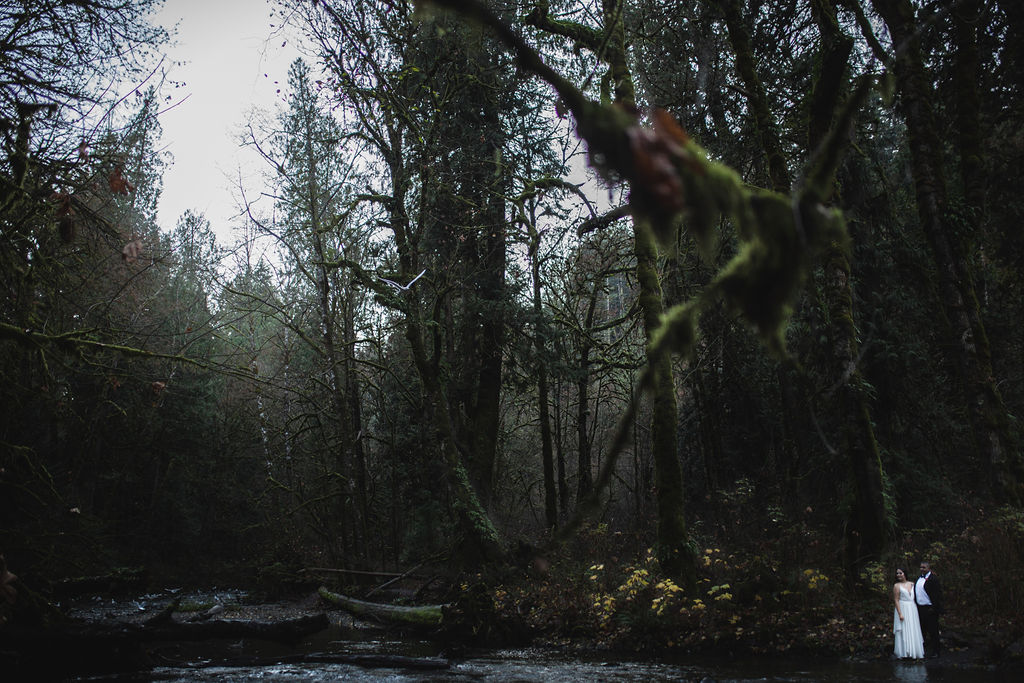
[{"x1": 2, "y1": 0, "x2": 1023, "y2": 668}]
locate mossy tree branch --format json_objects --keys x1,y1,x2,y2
[
  {"x1": 424, "y1": 0, "x2": 869, "y2": 569},
  {"x1": 0, "y1": 322, "x2": 208, "y2": 370}
]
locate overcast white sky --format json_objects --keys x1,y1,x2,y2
[
  {"x1": 148, "y1": 2, "x2": 604, "y2": 247},
  {"x1": 152, "y1": 0, "x2": 300, "y2": 242}
]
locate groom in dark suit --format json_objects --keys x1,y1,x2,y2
[{"x1": 916, "y1": 560, "x2": 943, "y2": 657}]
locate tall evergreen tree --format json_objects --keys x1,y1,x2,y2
[{"x1": 868, "y1": 0, "x2": 1023, "y2": 505}]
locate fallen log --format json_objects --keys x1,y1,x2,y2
[
  {"x1": 318, "y1": 586, "x2": 445, "y2": 628},
  {"x1": 50, "y1": 566, "x2": 147, "y2": 598}
]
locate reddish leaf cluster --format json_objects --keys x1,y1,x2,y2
[
  {"x1": 626, "y1": 109, "x2": 696, "y2": 216},
  {"x1": 121, "y1": 238, "x2": 143, "y2": 263},
  {"x1": 51, "y1": 190, "x2": 75, "y2": 242},
  {"x1": 108, "y1": 167, "x2": 134, "y2": 195}
]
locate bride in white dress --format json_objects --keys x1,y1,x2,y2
[{"x1": 893, "y1": 568, "x2": 925, "y2": 659}]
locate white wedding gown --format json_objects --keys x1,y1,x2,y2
[{"x1": 893, "y1": 586, "x2": 925, "y2": 659}]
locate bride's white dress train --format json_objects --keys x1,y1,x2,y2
[{"x1": 894, "y1": 586, "x2": 925, "y2": 659}]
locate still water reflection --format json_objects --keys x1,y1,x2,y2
[{"x1": 73, "y1": 648, "x2": 1008, "y2": 682}]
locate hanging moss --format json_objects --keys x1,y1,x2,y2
[
  {"x1": 425, "y1": 0, "x2": 875, "y2": 569},
  {"x1": 645, "y1": 139, "x2": 849, "y2": 363}
]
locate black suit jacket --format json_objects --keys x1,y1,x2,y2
[{"x1": 920, "y1": 574, "x2": 943, "y2": 614}]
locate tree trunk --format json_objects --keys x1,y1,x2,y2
[
  {"x1": 554, "y1": 372, "x2": 569, "y2": 517},
  {"x1": 636, "y1": 216, "x2": 694, "y2": 586},
  {"x1": 576, "y1": 288, "x2": 598, "y2": 501},
  {"x1": 717, "y1": 0, "x2": 791, "y2": 194},
  {"x1": 343, "y1": 282, "x2": 370, "y2": 557},
  {"x1": 871, "y1": 0, "x2": 1023, "y2": 505},
  {"x1": 383, "y1": 117, "x2": 506, "y2": 565},
  {"x1": 809, "y1": 0, "x2": 889, "y2": 572},
  {"x1": 305, "y1": 126, "x2": 354, "y2": 562},
  {"x1": 405, "y1": 304, "x2": 506, "y2": 564},
  {"x1": 529, "y1": 220, "x2": 558, "y2": 529},
  {"x1": 718, "y1": 0, "x2": 890, "y2": 570},
  {"x1": 692, "y1": 368, "x2": 721, "y2": 493},
  {"x1": 823, "y1": 245, "x2": 889, "y2": 571},
  {"x1": 606, "y1": 0, "x2": 695, "y2": 585},
  {"x1": 719, "y1": 0, "x2": 816, "y2": 519}
]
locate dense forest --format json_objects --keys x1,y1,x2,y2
[{"x1": 2, "y1": 0, "x2": 1023, "y2": 662}]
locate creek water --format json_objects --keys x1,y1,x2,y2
[
  {"x1": 71, "y1": 649, "x2": 1013, "y2": 683},
  {"x1": 63, "y1": 592, "x2": 1009, "y2": 682}
]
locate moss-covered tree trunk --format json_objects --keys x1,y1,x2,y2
[
  {"x1": 717, "y1": 0, "x2": 811, "y2": 512},
  {"x1": 821, "y1": 244, "x2": 889, "y2": 571},
  {"x1": 636, "y1": 215, "x2": 693, "y2": 583},
  {"x1": 318, "y1": 0, "x2": 510, "y2": 565},
  {"x1": 576, "y1": 289, "x2": 598, "y2": 502},
  {"x1": 525, "y1": 199, "x2": 558, "y2": 528},
  {"x1": 343, "y1": 285, "x2": 370, "y2": 556},
  {"x1": 717, "y1": 0, "x2": 790, "y2": 193},
  {"x1": 871, "y1": 0, "x2": 1023, "y2": 505},
  {"x1": 952, "y1": 0, "x2": 984, "y2": 231},
  {"x1": 405, "y1": 316, "x2": 506, "y2": 564},
  {"x1": 461, "y1": 100, "x2": 507, "y2": 510},
  {"x1": 418, "y1": 19, "x2": 510, "y2": 511},
  {"x1": 809, "y1": 0, "x2": 888, "y2": 573},
  {"x1": 719, "y1": 0, "x2": 890, "y2": 569},
  {"x1": 526, "y1": 0, "x2": 697, "y2": 584},
  {"x1": 384, "y1": 117, "x2": 506, "y2": 566},
  {"x1": 533, "y1": 264, "x2": 558, "y2": 530},
  {"x1": 604, "y1": 0, "x2": 696, "y2": 586},
  {"x1": 400, "y1": 197, "x2": 505, "y2": 564}
]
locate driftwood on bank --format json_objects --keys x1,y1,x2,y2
[
  {"x1": 318, "y1": 586, "x2": 445, "y2": 628},
  {"x1": 49, "y1": 567, "x2": 147, "y2": 599}
]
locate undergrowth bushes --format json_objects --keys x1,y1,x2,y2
[{"x1": 484, "y1": 506, "x2": 1024, "y2": 657}]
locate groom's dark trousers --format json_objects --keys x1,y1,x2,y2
[{"x1": 917, "y1": 604, "x2": 941, "y2": 656}]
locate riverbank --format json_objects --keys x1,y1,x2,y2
[
  {"x1": 58, "y1": 583, "x2": 1022, "y2": 673},
  {"x1": 422, "y1": 522, "x2": 1024, "y2": 674},
  {"x1": 15, "y1": 575, "x2": 1012, "y2": 682},
  {"x1": 10, "y1": 507, "x2": 1022, "y2": 678}
]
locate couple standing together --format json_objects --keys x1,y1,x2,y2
[{"x1": 893, "y1": 561, "x2": 943, "y2": 659}]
